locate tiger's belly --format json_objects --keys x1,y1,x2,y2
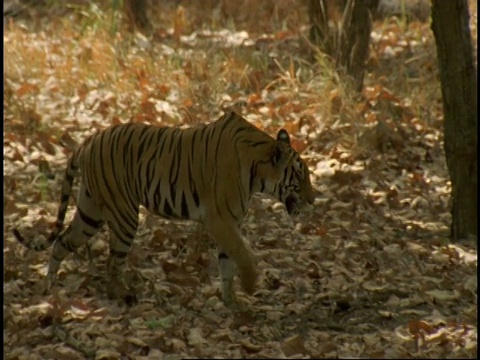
[{"x1": 142, "y1": 199, "x2": 205, "y2": 223}]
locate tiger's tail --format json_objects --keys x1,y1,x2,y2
[{"x1": 13, "y1": 154, "x2": 79, "y2": 251}]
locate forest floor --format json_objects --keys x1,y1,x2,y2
[{"x1": 3, "y1": 1, "x2": 477, "y2": 359}]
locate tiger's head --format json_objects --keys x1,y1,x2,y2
[{"x1": 255, "y1": 129, "x2": 315, "y2": 216}]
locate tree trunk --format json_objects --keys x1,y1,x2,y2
[
  {"x1": 307, "y1": 0, "x2": 379, "y2": 91},
  {"x1": 338, "y1": 0, "x2": 379, "y2": 92},
  {"x1": 124, "y1": 0, "x2": 152, "y2": 34},
  {"x1": 431, "y1": 0, "x2": 477, "y2": 241},
  {"x1": 307, "y1": 0, "x2": 346, "y2": 58}
]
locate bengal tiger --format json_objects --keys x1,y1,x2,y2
[{"x1": 13, "y1": 111, "x2": 315, "y2": 307}]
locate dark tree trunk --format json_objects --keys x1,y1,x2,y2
[
  {"x1": 431, "y1": 0, "x2": 477, "y2": 241},
  {"x1": 338, "y1": 0, "x2": 379, "y2": 92},
  {"x1": 307, "y1": 0, "x2": 379, "y2": 91},
  {"x1": 307, "y1": 0, "x2": 346, "y2": 58},
  {"x1": 124, "y1": 0, "x2": 152, "y2": 34}
]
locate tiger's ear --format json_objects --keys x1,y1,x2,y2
[
  {"x1": 277, "y1": 129, "x2": 291, "y2": 145},
  {"x1": 272, "y1": 129, "x2": 290, "y2": 165}
]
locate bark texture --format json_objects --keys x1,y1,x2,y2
[
  {"x1": 124, "y1": 0, "x2": 152, "y2": 34},
  {"x1": 307, "y1": 0, "x2": 379, "y2": 91},
  {"x1": 431, "y1": 0, "x2": 477, "y2": 240}
]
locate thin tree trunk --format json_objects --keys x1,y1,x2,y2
[
  {"x1": 431, "y1": 0, "x2": 477, "y2": 240},
  {"x1": 124, "y1": 0, "x2": 152, "y2": 34},
  {"x1": 307, "y1": 0, "x2": 379, "y2": 91},
  {"x1": 307, "y1": 0, "x2": 345, "y2": 58},
  {"x1": 338, "y1": 0, "x2": 379, "y2": 92}
]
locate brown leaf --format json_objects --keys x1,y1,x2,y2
[
  {"x1": 126, "y1": 336, "x2": 148, "y2": 347},
  {"x1": 95, "y1": 349, "x2": 122, "y2": 360},
  {"x1": 16, "y1": 82, "x2": 39, "y2": 97},
  {"x1": 187, "y1": 327, "x2": 208, "y2": 346},
  {"x1": 281, "y1": 334, "x2": 306, "y2": 357},
  {"x1": 290, "y1": 138, "x2": 308, "y2": 153},
  {"x1": 282, "y1": 119, "x2": 300, "y2": 134},
  {"x1": 162, "y1": 260, "x2": 179, "y2": 274},
  {"x1": 409, "y1": 320, "x2": 435, "y2": 336},
  {"x1": 167, "y1": 268, "x2": 200, "y2": 287},
  {"x1": 315, "y1": 341, "x2": 337, "y2": 356},
  {"x1": 239, "y1": 338, "x2": 262, "y2": 353}
]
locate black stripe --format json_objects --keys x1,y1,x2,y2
[
  {"x1": 191, "y1": 128, "x2": 199, "y2": 163},
  {"x1": 248, "y1": 140, "x2": 270, "y2": 147},
  {"x1": 157, "y1": 129, "x2": 169, "y2": 156},
  {"x1": 144, "y1": 193, "x2": 150, "y2": 210},
  {"x1": 218, "y1": 252, "x2": 229, "y2": 260},
  {"x1": 59, "y1": 237, "x2": 76, "y2": 252},
  {"x1": 170, "y1": 131, "x2": 183, "y2": 186},
  {"x1": 213, "y1": 130, "x2": 222, "y2": 161},
  {"x1": 147, "y1": 129, "x2": 170, "y2": 210},
  {"x1": 110, "y1": 249, "x2": 128, "y2": 258},
  {"x1": 204, "y1": 128, "x2": 212, "y2": 165},
  {"x1": 232, "y1": 125, "x2": 248, "y2": 138},
  {"x1": 223, "y1": 111, "x2": 238, "y2": 124},
  {"x1": 65, "y1": 173, "x2": 74, "y2": 183},
  {"x1": 185, "y1": 148, "x2": 196, "y2": 209},
  {"x1": 236, "y1": 180, "x2": 246, "y2": 214},
  {"x1": 78, "y1": 206, "x2": 104, "y2": 228},
  {"x1": 110, "y1": 223, "x2": 134, "y2": 248},
  {"x1": 197, "y1": 127, "x2": 207, "y2": 190},
  {"x1": 181, "y1": 192, "x2": 189, "y2": 219},
  {"x1": 226, "y1": 201, "x2": 239, "y2": 222},
  {"x1": 163, "y1": 200, "x2": 174, "y2": 218},
  {"x1": 154, "y1": 184, "x2": 161, "y2": 210},
  {"x1": 192, "y1": 188, "x2": 200, "y2": 208},
  {"x1": 249, "y1": 163, "x2": 256, "y2": 194},
  {"x1": 136, "y1": 125, "x2": 152, "y2": 157},
  {"x1": 109, "y1": 127, "x2": 139, "y2": 230},
  {"x1": 169, "y1": 183, "x2": 176, "y2": 207},
  {"x1": 97, "y1": 133, "x2": 137, "y2": 234},
  {"x1": 60, "y1": 192, "x2": 70, "y2": 205},
  {"x1": 168, "y1": 129, "x2": 179, "y2": 153},
  {"x1": 82, "y1": 229, "x2": 98, "y2": 237},
  {"x1": 123, "y1": 124, "x2": 138, "y2": 152}
]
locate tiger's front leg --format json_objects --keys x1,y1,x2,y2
[
  {"x1": 206, "y1": 219, "x2": 257, "y2": 307},
  {"x1": 218, "y1": 250, "x2": 238, "y2": 306}
]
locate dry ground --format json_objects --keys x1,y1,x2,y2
[{"x1": 3, "y1": 1, "x2": 477, "y2": 359}]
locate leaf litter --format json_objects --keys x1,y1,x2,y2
[{"x1": 3, "y1": 1, "x2": 477, "y2": 359}]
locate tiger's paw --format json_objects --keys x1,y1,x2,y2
[
  {"x1": 222, "y1": 292, "x2": 249, "y2": 312},
  {"x1": 238, "y1": 265, "x2": 257, "y2": 295},
  {"x1": 221, "y1": 285, "x2": 238, "y2": 306},
  {"x1": 106, "y1": 280, "x2": 138, "y2": 306}
]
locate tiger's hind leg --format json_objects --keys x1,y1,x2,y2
[
  {"x1": 104, "y1": 210, "x2": 139, "y2": 305},
  {"x1": 47, "y1": 184, "x2": 105, "y2": 290}
]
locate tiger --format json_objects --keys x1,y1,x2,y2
[{"x1": 13, "y1": 111, "x2": 315, "y2": 307}]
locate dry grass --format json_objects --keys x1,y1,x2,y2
[{"x1": 6, "y1": 0, "x2": 465, "y2": 142}]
